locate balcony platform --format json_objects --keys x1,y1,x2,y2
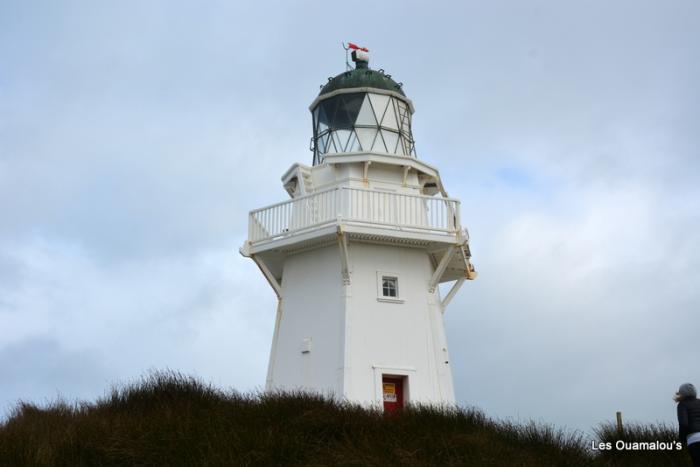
[
  {"x1": 244, "y1": 220, "x2": 461, "y2": 256},
  {"x1": 241, "y1": 186, "x2": 474, "y2": 286},
  {"x1": 240, "y1": 222, "x2": 470, "y2": 286}
]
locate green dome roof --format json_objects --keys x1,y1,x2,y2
[{"x1": 319, "y1": 67, "x2": 405, "y2": 96}]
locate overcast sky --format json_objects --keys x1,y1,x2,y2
[{"x1": 1, "y1": 0, "x2": 698, "y2": 435}]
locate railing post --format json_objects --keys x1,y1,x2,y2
[
  {"x1": 337, "y1": 187, "x2": 343, "y2": 220},
  {"x1": 454, "y1": 200, "x2": 461, "y2": 231}
]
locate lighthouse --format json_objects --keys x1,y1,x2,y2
[{"x1": 240, "y1": 45, "x2": 476, "y2": 410}]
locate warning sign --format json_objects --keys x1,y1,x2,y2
[{"x1": 383, "y1": 383, "x2": 397, "y2": 402}]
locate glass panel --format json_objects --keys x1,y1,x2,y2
[
  {"x1": 334, "y1": 129, "x2": 352, "y2": 152},
  {"x1": 381, "y1": 98, "x2": 399, "y2": 130},
  {"x1": 317, "y1": 105, "x2": 330, "y2": 134},
  {"x1": 340, "y1": 93, "x2": 364, "y2": 128},
  {"x1": 372, "y1": 129, "x2": 388, "y2": 153},
  {"x1": 330, "y1": 96, "x2": 345, "y2": 128},
  {"x1": 356, "y1": 128, "x2": 377, "y2": 152},
  {"x1": 347, "y1": 131, "x2": 360, "y2": 152},
  {"x1": 382, "y1": 130, "x2": 399, "y2": 154},
  {"x1": 316, "y1": 94, "x2": 366, "y2": 131},
  {"x1": 382, "y1": 277, "x2": 398, "y2": 297},
  {"x1": 317, "y1": 132, "x2": 328, "y2": 154},
  {"x1": 324, "y1": 131, "x2": 335, "y2": 153},
  {"x1": 320, "y1": 97, "x2": 338, "y2": 127},
  {"x1": 330, "y1": 131, "x2": 339, "y2": 152},
  {"x1": 396, "y1": 135, "x2": 407, "y2": 155},
  {"x1": 368, "y1": 94, "x2": 390, "y2": 127},
  {"x1": 355, "y1": 95, "x2": 377, "y2": 126},
  {"x1": 325, "y1": 93, "x2": 359, "y2": 130},
  {"x1": 325, "y1": 132, "x2": 334, "y2": 153}
]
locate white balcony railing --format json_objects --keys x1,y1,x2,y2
[{"x1": 248, "y1": 186, "x2": 460, "y2": 243}]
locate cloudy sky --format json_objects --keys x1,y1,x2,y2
[{"x1": 1, "y1": 1, "x2": 698, "y2": 434}]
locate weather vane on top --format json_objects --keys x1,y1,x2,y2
[{"x1": 342, "y1": 42, "x2": 370, "y2": 71}]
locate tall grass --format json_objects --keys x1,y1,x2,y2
[
  {"x1": 593, "y1": 420, "x2": 687, "y2": 466},
  {"x1": 0, "y1": 371, "x2": 688, "y2": 466}
]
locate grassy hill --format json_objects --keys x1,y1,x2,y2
[{"x1": 0, "y1": 372, "x2": 687, "y2": 466}]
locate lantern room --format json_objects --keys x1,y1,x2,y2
[{"x1": 309, "y1": 46, "x2": 416, "y2": 165}]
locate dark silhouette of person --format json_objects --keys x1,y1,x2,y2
[{"x1": 676, "y1": 383, "x2": 700, "y2": 466}]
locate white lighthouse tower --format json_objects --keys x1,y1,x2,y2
[{"x1": 241, "y1": 46, "x2": 476, "y2": 410}]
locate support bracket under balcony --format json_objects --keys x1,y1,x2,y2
[
  {"x1": 441, "y1": 277, "x2": 465, "y2": 311},
  {"x1": 428, "y1": 245, "x2": 457, "y2": 293},
  {"x1": 363, "y1": 161, "x2": 372, "y2": 185},
  {"x1": 252, "y1": 254, "x2": 282, "y2": 299},
  {"x1": 337, "y1": 226, "x2": 351, "y2": 285}
]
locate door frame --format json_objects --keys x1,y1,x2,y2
[{"x1": 372, "y1": 365, "x2": 414, "y2": 408}]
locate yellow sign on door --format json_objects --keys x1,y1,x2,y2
[{"x1": 383, "y1": 383, "x2": 397, "y2": 402}]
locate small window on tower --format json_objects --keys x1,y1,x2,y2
[
  {"x1": 376, "y1": 271, "x2": 403, "y2": 303},
  {"x1": 382, "y1": 276, "x2": 398, "y2": 298}
]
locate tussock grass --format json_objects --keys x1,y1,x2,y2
[
  {"x1": 0, "y1": 371, "x2": 687, "y2": 466},
  {"x1": 593, "y1": 421, "x2": 686, "y2": 466}
]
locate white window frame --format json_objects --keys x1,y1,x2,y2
[{"x1": 376, "y1": 271, "x2": 404, "y2": 303}]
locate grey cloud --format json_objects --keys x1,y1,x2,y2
[{"x1": 0, "y1": 337, "x2": 110, "y2": 416}]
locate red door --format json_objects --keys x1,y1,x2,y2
[{"x1": 382, "y1": 376, "x2": 404, "y2": 412}]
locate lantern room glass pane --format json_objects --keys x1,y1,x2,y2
[
  {"x1": 347, "y1": 131, "x2": 361, "y2": 152},
  {"x1": 356, "y1": 128, "x2": 377, "y2": 152},
  {"x1": 368, "y1": 94, "x2": 390, "y2": 125},
  {"x1": 381, "y1": 130, "x2": 399, "y2": 154},
  {"x1": 326, "y1": 132, "x2": 337, "y2": 153},
  {"x1": 317, "y1": 132, "x2": 328, "y2": 153},
  {"x1": 341, "y1": 94, "x2": 364, "y2": 126},
  {"x1": 317, "y1": 93, "x2": 364, "y2": 131},
  {"x1": 322, "y1": 98, "x2": 339, "y2": 125},
  {"x1": 381, "y1": 98, "x2": 399, "y2": 130},
  {"x1": 355, "y1": 95, "x2": 377, "y2": 126},
  {"x1": 372, "y1": 130, "x2": 387, "y2": 152},
  {"x1": 330, "y1": 131, "x2": 340, "y2": 152},
  {"x1": 334, "y1": 129, "x2": 352, "y2": 152},
  {"x1": 317, "y1": 105, "x2": 329, "y2": 134}
]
